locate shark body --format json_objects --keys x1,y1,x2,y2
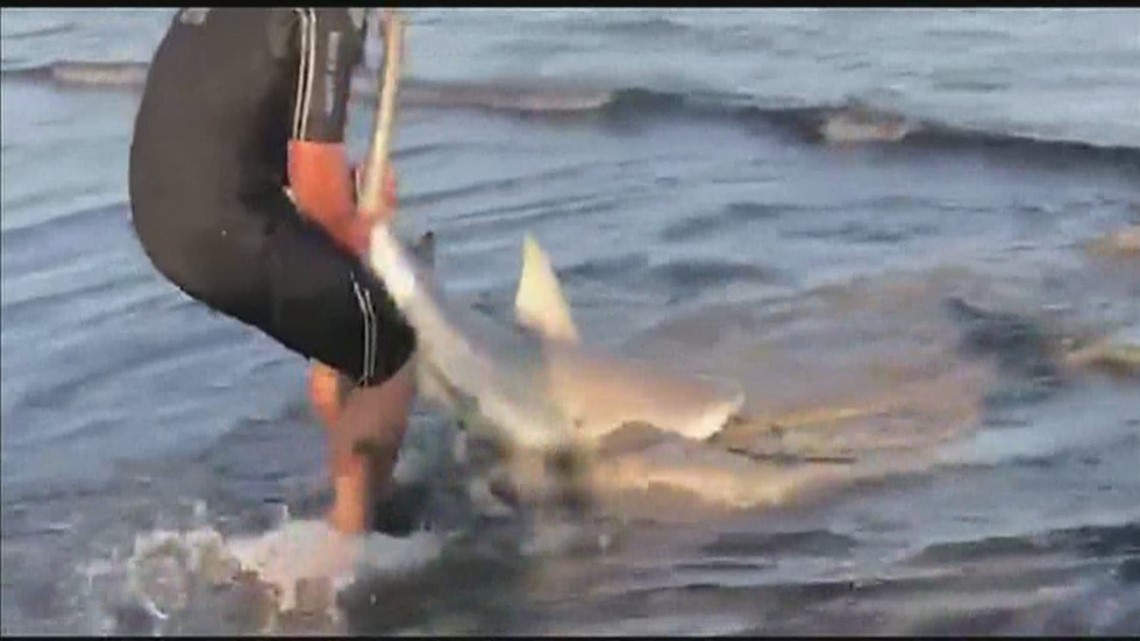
[{"x1": 366, "y1": 225, "x2": 747, "y2": 478}]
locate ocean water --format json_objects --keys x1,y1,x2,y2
[{"x1": 2, "y1": 8, "x2": 1138, "y2": 635}]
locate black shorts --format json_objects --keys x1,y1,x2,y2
[{"x1": 133, "y1": 195, "x2": 416, "y2": 388}]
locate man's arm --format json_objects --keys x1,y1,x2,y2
[{"x1": 286, "y1": 8, "x2": 376, "y2": 257}]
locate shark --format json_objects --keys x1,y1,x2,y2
[{"x1": 366, "y1": 223, "x2": 750, "y2": 508}]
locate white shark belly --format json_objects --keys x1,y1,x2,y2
[{"x1": 541, "y1": 342, "x2": 746, "y2": 442}]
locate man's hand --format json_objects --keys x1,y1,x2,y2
[{"x1": 354, "y1": 163, "x2": 399, "y2": 224}]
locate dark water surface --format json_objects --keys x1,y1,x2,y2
[{"x1": 2, "y1": 8, "x2": 1138, "y2": 635}]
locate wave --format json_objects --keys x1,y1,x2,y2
[
  {"x1": 907, "y1": 521, "x2": 1140, "y2": 567},
  {"x1": 2, "y1": 22, "x2": 76, "y2": 41},
  {"x1": 5, "y1": 61, "x2": 1139, "y2": 169},
  {"x1": 3, "y1": 60, "x2": 151, "y2": 87}
]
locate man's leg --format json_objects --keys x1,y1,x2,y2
[
  {"x1": 260, "y1": 203, "x2": 418, "y2": 536},
  {"x1": 324, "y1": 359, "x2": 416, "y2": 534},
  {"x1": 310, "y1": 359, "x2": 428, "y2": 535}
]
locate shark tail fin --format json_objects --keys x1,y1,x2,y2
[{"x1": 514, "y1": 233, "x2": 580, "y2": 343}]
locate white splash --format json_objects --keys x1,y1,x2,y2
[
  {"x1": 90, "y1": 510, "x2": 445, "y2": 634},
  {"x1": 224, "y1": 518, "x2": 443, "y2": 612}
]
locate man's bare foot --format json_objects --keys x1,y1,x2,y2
[{"x1": 328, "y1": 466, "x2": 429, "y2": 537}]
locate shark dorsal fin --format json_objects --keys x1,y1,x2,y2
[{"x1": 514, "y1": 233, "x2": 580, "y2": 343}]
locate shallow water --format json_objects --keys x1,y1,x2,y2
[{"x1": 2, "y1": 8, "x2": 1139, "y2": 635}]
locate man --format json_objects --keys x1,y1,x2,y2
[{"x1": 129, "y1": 8, "x2": 418, "y2": 535}]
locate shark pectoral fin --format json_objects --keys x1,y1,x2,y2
[{"x1": 514, "y1": 233, "x2": 581, "y2": 344}]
